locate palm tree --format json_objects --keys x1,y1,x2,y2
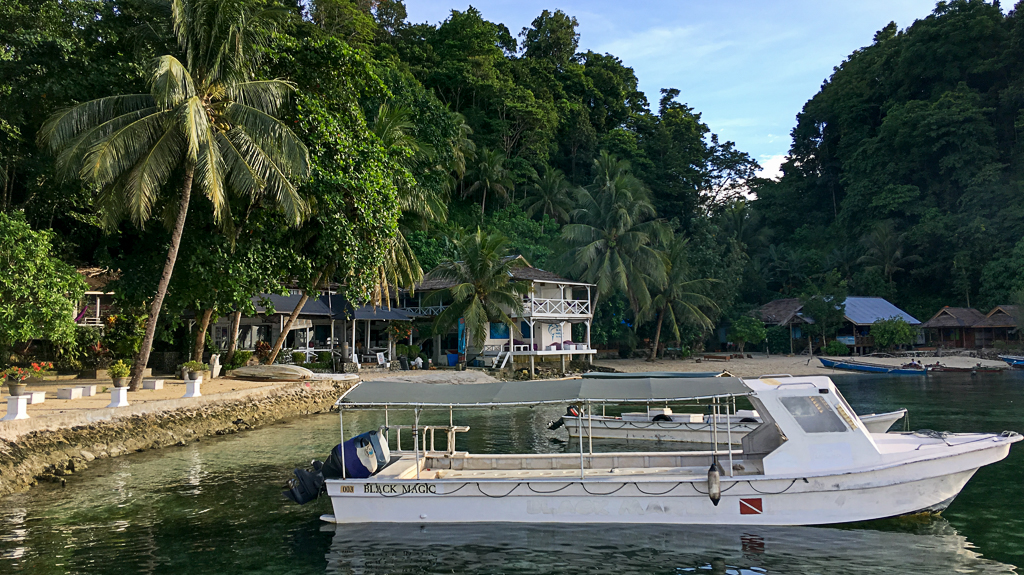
[
  {"x1": 644, "y1": 236, "x2": 718, "y2": 360},
  {"x1": 719, "y1": 200, "x2": 770, "y2": 250},
  {"x1": 449, "y1": 112, "x2": 476, "y2": 189},
  {"x1": 562, "y1": 153, "x2": 668, "y2": 316},
  {"x1": 38, "y1": 0, "x2": 310, "y2": 388},
  {"x1": 857, "y1": 220, "x2": 921, "y2": 287},
  {"x1": 465, "y1": 147, "x2": 513, "y2": 218},
  {"x1": 426, "y1": 229, "x2": 531, "y2": 355},
  {"x1": 523, "y1": 165, "x2": 573, "y2": 222}
]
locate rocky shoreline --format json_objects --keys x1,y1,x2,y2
[{"x1": 0, "y1": 379, "x2": 356, "y2": 497}]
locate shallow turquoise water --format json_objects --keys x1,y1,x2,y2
[{"x1": 1, "y1": 371, "x2": 1022, "y2": 573}]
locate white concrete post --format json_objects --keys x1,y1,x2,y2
[
  {"x1": 107, "y1": 387, "x2": 129, "y2": 408},
  {"x1": 2, "y1": 396, "x2": 29, "y2": 421},
  {"x1": 184, "y1": 376, "x2": 203, "y2": 398}
]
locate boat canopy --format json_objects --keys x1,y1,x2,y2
[{"x1": 337, "y1": 376, "x2": 751, "y2": 408}]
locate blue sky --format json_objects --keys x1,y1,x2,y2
[{"x1": 405, "y1": 1, "x2": 943, "y2": 177}]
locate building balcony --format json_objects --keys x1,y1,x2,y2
[
  {"x1": 522, "y1": 297, "x2": 591, "y2": 318},
  {"x1": 403, "y1": 304, "x2": 447, "y2": 317}
]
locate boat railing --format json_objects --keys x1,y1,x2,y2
[
  {"x1": 388, "y1": 424, "x2": 470, "y2": 455},
  {"x1": 758, "y1": 373, "x2": 794, "y2": 378}
]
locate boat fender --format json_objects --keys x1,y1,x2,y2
[
  {"x1": 652, "y1": 414, "x2": 672, "y2": 422},
  {"x1": 707, "y1": 464, "x2": 721, "y2": 506},
  {"x1": 547, "y1": 418, "x2": 565, "y2": 431},
  {"x1": 739, "y1": 417, "x2": 758, "y2": 423},
  {"x1": 566, "y1": 406, "x2": 581, "y2": 417}
]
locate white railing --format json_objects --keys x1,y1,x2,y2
[
  {"x1": 524, "y1": 298, "x2": 591, "y2": 316},
  {"x1": 403, "y1": 304, "x2": 447, "y2": 316}
]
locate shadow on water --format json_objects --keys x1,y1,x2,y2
[{"x1": 0, "y1": 370, "x2": 1021, "y2": 573}]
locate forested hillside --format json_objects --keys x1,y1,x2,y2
[
  {"x1": 2, "y1": 0, "x2": 1020, "y2": 362},
  {"x1": 753, "y1": 0, "x2": 1024, "y2": 320}
]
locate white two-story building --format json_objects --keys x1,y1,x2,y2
[{"x1": 402, "y1": 256, "x2": 596, "y2": 373}]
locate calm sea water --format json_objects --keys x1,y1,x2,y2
[{"x1": 2, "y1": 371, "x2": 1023, "y2": 574}]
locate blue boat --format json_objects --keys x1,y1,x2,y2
[
  {"x1": 818, "y1": 357, "x2": 926, "y2": 376},
  {"x1": 998, "y1": 355, "x2": 1024, "y2": 368}
]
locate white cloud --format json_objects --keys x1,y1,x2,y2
[{"x1": 756, "y1": 154, "x2": 787, "y2": 180}]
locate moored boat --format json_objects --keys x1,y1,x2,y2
[
  {"x1": 558, "y1": 406, "x2": 907, "y2": 443},
  {"x1": 998, "y1": 355, "x2": 1024, "y2": 368},
  {"x1": 819, "y1": 357, "x2": 926, "y2": 375},
  {"x1": 290, "y1": 374, "x2": 1020, "y2": 526}
]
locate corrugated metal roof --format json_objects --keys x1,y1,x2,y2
[
  {"x1": 844, "y1": 296, "x2": 920, "y2": 325},
  {"x1": 253, "y1": 293, "x2": 334, "y2": 317}
]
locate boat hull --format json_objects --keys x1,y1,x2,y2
[
  {"x1": 323, "y1": 435, "x2": 1011, "y2": 526},
  {"x1": 819, "y1": 357, "x2": 926, "y2": 375}
]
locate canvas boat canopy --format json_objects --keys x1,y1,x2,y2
[{"x1": 337, "y1": 376, "x2": 751, "y2": 408}]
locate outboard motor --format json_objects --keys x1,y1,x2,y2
[{"x1": 283, "y1": 427, "x2": 390, "y2": 504}]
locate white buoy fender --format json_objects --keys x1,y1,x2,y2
[{"x1": 707, "y1": 464, "x2": 721, "y2": 506}]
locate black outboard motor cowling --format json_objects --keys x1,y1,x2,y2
[{"x1": 283, "y1": 460, "x2": 325, "y2": 504}]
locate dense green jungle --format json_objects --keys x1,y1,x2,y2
[{"x1": 2, "y1": 0, "x2": 1023, "y2": 359}]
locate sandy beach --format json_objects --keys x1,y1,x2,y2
[{"x1": 592, "y1": 354, "x2": 1009, "y2": 379}]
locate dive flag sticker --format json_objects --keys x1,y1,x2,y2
[{"x1": 740, "y1": 498, "x2": 763, "y2": 515}]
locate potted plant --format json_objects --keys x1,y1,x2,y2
[
  {"x1": 4, "y1": 367, "x2": 30, "y2": 396},
  {"x1": 183, "y1": 361, "x2": 208, "y2": 380},
  {"x1": 108, "y1": 360, "x2": 131, "y2": 387}
]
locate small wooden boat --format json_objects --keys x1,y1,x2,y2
[
  {"x1": 819, "y1": 357, "x2": 925, "y2": 375},
  {"x1": 998, "y1": 355, "x2": 1024, "y2": 368},
  {"x1": 926, "y1": 364, "x2": 1004, "y2": 374}
]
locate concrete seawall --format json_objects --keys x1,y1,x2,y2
[{"x1": 0, "y1": 379, "x2": 356, "y2": 497}]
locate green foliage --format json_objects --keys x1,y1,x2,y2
[
  {"x1": 291, "y1": 351, "x2": 307, "y2": 364},
  {"x1": 107, "y1": 359, "x2": 131, "y2": 378},
  {"x1": 101, "y1": 312, "x2": 147, "y2": 359},
  {"x1": 0, "y1": 212, "x2": 86, "y2": 351},
  {"x1": 871, "y1": 317, "x2": 917, "y2": 351},
  {"x1": 765, "y1": 325, "x2": 791, "y2": 355},
  {"x1": 729, "y1": 316, "x2": 766, "y2": 352},
  {"x1": 183, "y1": 360, "x2": 208, "y2": 371},
  {"x1": 226, "y1": 350, "x2": 253, "y2": 370},
  {"x1": 800, "y1": 270, "x2": 849, "y2": 345},
  {"x1": 823, "y1": 340, "x2": 850, "y2": 356},
  {"x1": 426, "y1": 229, "x2": 531, "y2": 351}
]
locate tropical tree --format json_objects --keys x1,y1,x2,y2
[
  {"x1": 465, "y1": 147, "x2": 514, "y2": 217},
  {"x1": 448, "y1": 112, "x2": 476, "y2": 192},
  {"x1": 426, "y1": 229, "x2": 531, "y2": 354},
  {"x1": 38, "y1": 0, "x2": 310, "y2": 388},
  {"x1": 562, "y1": 153, "x2": 668, "y2": 316},
  {"x1": 523, "y1": 165, "x2": 573, "y2": 222},
  {"x1": 728, "y1": 316, "x2": 766, "y2": 354},
  {"x1": 0, "y1": 212, "x2": 87, "y2": 358},
  {"x1": 645, "y1": 236, "x2": 718, "y2": 360},
  {"x1": 870, "y1": 316, "x2": 917, "y2": 352},
  {"x1": 858, "y1": 220, "x2": 922, "y2": 288}
]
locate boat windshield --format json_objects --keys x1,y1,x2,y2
[{"x1": 779, "y1": 396, "x2": 848, "y2": 433}]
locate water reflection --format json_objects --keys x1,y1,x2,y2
[{"x1": 324, "y1": 520, "x2": 1014, "y2": 575}]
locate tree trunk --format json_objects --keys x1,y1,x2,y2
[
  {"x1": 192, "y1": 308, "x2": 214, "y2": 361},
  {"x1": 648, "y1": 305, "x2": 666, "y2": 361},
  {"x1": 129, "y1": 165, "x2": 194, "y2": 390},
  {"x1": 225, "y1": 310, "x2": 242, "y2": 364},
  {"x1": 480, "y1": 188, "x2": 487, "y2": 218},
  {"x1": 267, "y1": 272, "x2": 324, "y2": 364}
]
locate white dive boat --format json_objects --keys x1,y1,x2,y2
[
  {"x1": 558, "y1": 406, "x2": 907, "y2": 443},
  {"x1": 302, "y1": 374, "x2": 1019, "y2": 526}
]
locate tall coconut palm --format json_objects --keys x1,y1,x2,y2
[
  {"x1": 644, "y1": 236, "x2": 718, "y2": 360},
  {"x1": 562, "y1": 154, "x2": 668, "y2": 316},
  {"x1": 38, "y1": 0, "x2": 310, "y2": 388},
  {"x1": 857, "y1": 220, "x2": 922, "y2": 287},
  {"x1": 426, "y1": 229, "x2": 531, "y2": 354},
  {"x1": 465, "y1": 147, "x2": 513, "y2": 218},
  {"x1": 523, "y1": 165, "x2": 573, "y2": 222}
]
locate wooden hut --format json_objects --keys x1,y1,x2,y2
[{"x1": 918, "y1": 307, "x2": 988, "y2": 348}]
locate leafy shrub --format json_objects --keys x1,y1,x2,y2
[
  {"x1": 102, "y1": 312, "x2": 147, "y2": 359},
  {"x1": 766, "y1": 326, "x2": 791, "y2": 354},
  {"x1": 316, "y1": 351, "x2": 332, "y2": 364},
  {"x1": 226, "y1": 350, "x2": 253, "y2": 370},
  {"x1": 871, "y1": 317, "x2": 917, "y2": 351},
  {"x1": 183, "y1": 360, "x2": 208, "y2": 371},
  {"x1": 823, "y1": 340, "x2": 850, "y2": 356},
  {"x1": 254, "y1": 341, "x2": 271, "y2": 363},
  {"x1": 107, "y1": 359, "x2": 131, "y2": 378},
  {"x1": 729, "y1": 316, "x2": 767, "y2": 352},
  {"x1": 291, "y1": 351, "x2": 307, "y2": 364}
]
